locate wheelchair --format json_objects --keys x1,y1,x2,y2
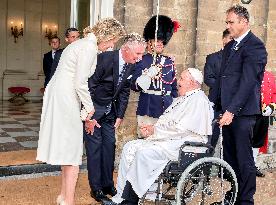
[{"x1": 140, "y1": 127, "x2": 238, "y2": 205}]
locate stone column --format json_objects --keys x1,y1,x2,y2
[
  {"x1": 195, "y1": 0, "x2": 233, "y2": 71},
  {"x1": 158, "y1": 0, "x2": 198, "y2": 74}
]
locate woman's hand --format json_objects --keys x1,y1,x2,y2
[
  {"x1": 85, "y1": 119, "x2": 101, "y2": 135},
  {"x1": 85, "y1": 109, "x2": 95, "y2": 121}
]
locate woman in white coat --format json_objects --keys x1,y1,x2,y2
[{"x1": 36, "y1": 18, "x2": 126, "y2": 205}]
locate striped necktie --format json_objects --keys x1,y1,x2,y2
[{"x1": 105, "y1": 64, "x2": 128, "y2": 114}]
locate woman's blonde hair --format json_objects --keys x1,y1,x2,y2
[{"x1": 83, "y1": 18, "x2": 126, "y2": 44}]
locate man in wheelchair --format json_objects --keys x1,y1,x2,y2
[{"x1": 102, "y1": 68, "x2": 214, "y2": 205}]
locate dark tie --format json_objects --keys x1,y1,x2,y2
[
  {"x1": 231, "y1": 41, "x2": 238, "y2": 51},
  {"x1": 52, "y1": 51, "x2": 56, "y2": 59},
  {"x1": 117, "y1": 64, "x2": 127, "y2": 86},
  {"x1": 105, "y1": 64, "x2": 128, "y2": 114}
]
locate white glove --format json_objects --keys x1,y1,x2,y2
[
  {"x1": 147, "y1": 65, "x2": 160, "y2": 78},
  {"x1": 263, "y1": 105, "x2": 273, "y2": 116},
  {"x1": 136, "y1": 75, "x2": 152, "y2": 91}
]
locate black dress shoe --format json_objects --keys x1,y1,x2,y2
[
  {"x1": 101, "y1": 199, "x2": 137, "y2": 205},
  {"x1": 101, "y1": 198, "x2": 117, "y2": 205},
  {"x1": 103, "y1": 186, "x2": 117, "y2": 196},
  {"x1": 90, "y1": 190, "x2": 109, "y2": 202},
  {"x1": 256, "y1": 167, "x2": 265, "y2": 177},
  {"x1": 209, "y1": 200, "x2": 231, "y2": 205}
]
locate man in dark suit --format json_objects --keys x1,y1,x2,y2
[
  {"x1": 43, "y1": 36, "x2": 60, "y2": 87},
  {"x1": 212, "y1": 5, "x2": 267, "y2": 205},
  {"x1": 204, "y1": 29, "x2": 232, "y2": 148},
  {"x1": 83, "y1": 33, "x2": 146, "y2": 202},
  {"x1": 49, "y1": 28, "x2": 80, "y2": 80}
]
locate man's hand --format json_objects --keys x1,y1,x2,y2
[
  {"x1": 85, "y1": 119, "x2": 101, "y2": 135},
  {"x1": 140, "y1": 124, "x2": 154, "y2": 138},
  {"x1": 114, "y1": 118, "x2": 123, "y2": 129},
  {"x1": 219, "y1": 111, "x2": 234, "y2": 127}
]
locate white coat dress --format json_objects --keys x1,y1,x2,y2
[{"x1": 36, "y1": 33, "x2": 97, "y2": 166}]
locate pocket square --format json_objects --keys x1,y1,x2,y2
[{"x1": 127, "y1": 75, "x2": 133, "y2": 80}]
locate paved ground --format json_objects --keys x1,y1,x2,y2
[
  {"x1": 0, "y1": 169, "x2": 276, "y2": 205},
  {"x1": 0, "y1": 102, "x2": 276, "y2": 204},
  {"x1": 0, "y1": 101, "x2": 41, "y2": 153}
]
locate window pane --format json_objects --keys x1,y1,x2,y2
[{"x1": 77, "y1": 0, "x2": 90, "y2": 31}]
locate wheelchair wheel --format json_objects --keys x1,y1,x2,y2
[{"x1": 175, "y1": 157, "x2": 238, "y2": 205}]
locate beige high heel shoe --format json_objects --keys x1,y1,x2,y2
[
  {"x1": 56, "y1": 195, "x2": 64, "y2": 205},
  {"x1": 60, "y1": 201, "x2": 68, "y2": 205}
]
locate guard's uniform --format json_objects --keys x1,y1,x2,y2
[
  {"x1": 259, "y1": 71, "x2": 276, "y2": 153},
  {"x1": 131, "y1": 53, "x2": 178, "y2": 119}
]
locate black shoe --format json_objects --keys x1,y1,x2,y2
[
  {"x1": 101, "y1": 198, "x2": 117, "y2": 205},
  {"x1": 90, "y1": 190, "x2": 109, "y2": 202},
  {"x1": 120, "y1": 200, "x2": 138, "y2": 205},
  {"x1": 103, "y1": 186, "x2": 117, "y2": 196},
  {"x1": 101, "y1": 199, "x2": 137, "y2": 205},
  {"x1": 256, "y1": 167, "x2": 265, "y2": 177},
  {"x1": 209, "y1": 200, "x2": 231, "y2": 205}
]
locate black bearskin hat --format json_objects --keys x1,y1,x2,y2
[{"x1": 143, "y1": 15, "x2": 176, "y2": 46}]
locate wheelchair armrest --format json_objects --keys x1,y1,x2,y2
[{"x1": 179, "y1": 141, "x2": 214, "y2": 156}]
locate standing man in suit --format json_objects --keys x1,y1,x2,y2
[
  {"x1": 84, "y1": 33, "x2": 146, "y2": 202},
  {"x1": 212, "y1": 5, "x2": 267, "y2": 205},
  {"x1": 49, "y1": 28, "x2": 80, "y2": 80},
  {"x1": 204, "y1": 29, "x2": 232, "y2": 147},
  {"x1": 43, "y1": 36, "x2": 60, "y2": 88}
]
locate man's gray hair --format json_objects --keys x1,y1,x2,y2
[
  {"x1": 227, "y1": 4, "x2": 250, "y2": 22},
  {"x1": 122, "y1": 32, "x2": 146, "y2": 50}
]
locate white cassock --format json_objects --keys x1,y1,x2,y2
[{"x1": 112, "y1": 89, "x2": 214, "y2": 203}]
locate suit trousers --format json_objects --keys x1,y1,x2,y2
[
  {"x1": 222, "y1": 115, "x2": 256, "y2": 205},
  {"x1": 83, "y1": 113, "x2": 116, "y2": 191}
]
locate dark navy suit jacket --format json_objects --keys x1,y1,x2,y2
[
  {"x1": 88, "y1": 50, "x2": 134, "y2": 120},
  {"x1": 204, "y1": 50, "x2": 223, "y2": 103},
  {"x1": 49, "y1": 48, "x2": 64, "y2": 79},
  {"x1": 43, "y1": 51, "x2": 53, "y2": 87},
  {"x1": 214, "y1": 31, "x2": 267, "y2": 116}
]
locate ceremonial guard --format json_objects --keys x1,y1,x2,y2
[
  {"x1": 253, "y1": 71, "x2": 276, "y2": 153},
  {"x1": 131, "y1": 15, "x2": 180, "y2": 136}
]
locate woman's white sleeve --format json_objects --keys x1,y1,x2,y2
[{"x1": 75, "y1": 44, "x2": 97, "y2": 115}]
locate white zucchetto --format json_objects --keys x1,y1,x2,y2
[{"x1": 187, "y1": 68, "x2": 203, "y2": 84}]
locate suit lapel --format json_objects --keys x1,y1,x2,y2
[
  {"x1": 225, "y1": 31, "x2": 252, "y2": 68},
  {"x1": 113, "y1": 50, "x2": 119, "y2": 92}
]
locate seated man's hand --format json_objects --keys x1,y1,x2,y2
[
  {"x1": 140, "y1": 124, "x2": 154, "y2": 138},
  {"x1": 85, "y1": 119, "x2": 101, "y2": 135}
]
